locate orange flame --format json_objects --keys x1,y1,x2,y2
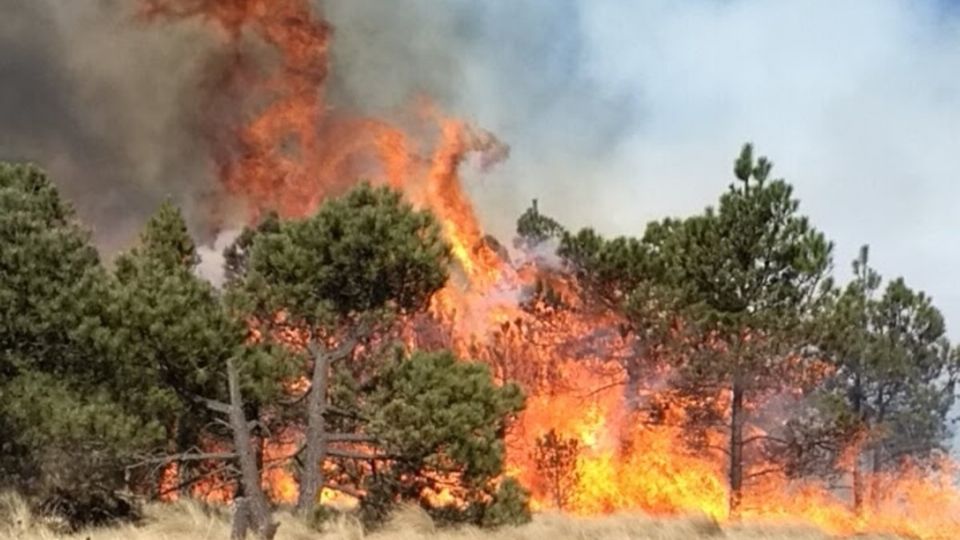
[{"x1": 140, "y1": 2, "x2": 960, "y2": 538}]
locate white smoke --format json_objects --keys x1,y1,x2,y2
[
  {"x1": 196, "y1": 229, "x2": 242, "y2": 288},
  {"x1": 323, "y1": 0, "x2": 960, "y2": 340}
]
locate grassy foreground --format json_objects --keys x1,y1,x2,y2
[{"x1": 0, "y1": 495, "x2": 904, "y2": 540}]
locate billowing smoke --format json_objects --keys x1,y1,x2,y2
[
  {"x1": 0, "y1": 1, "x2": 223, "y2": 252},
  {"x1": 4, "y1": 0, "x2": 960, "y2": 330},
  {"x1": 325, "y1": 0, "x2": 960, "y2": 335}
]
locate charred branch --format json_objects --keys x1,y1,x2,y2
[{"x1": 327, "y1": 449, "x2": 397, "y2": 461}]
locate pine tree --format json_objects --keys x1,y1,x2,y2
[
  {"x1": 222, "y1": 211, "x2": 281, "y2": 286},
  {"x1": 112, "y1": 201, "x2": 288, "y2": 538},
  {"x1": 515, "y1": 199, "x2": 565, "y2": 250},
  {"x1": 813, "y1": 246, "x2": 958, "y2": 511},
  {"x1": 655, "y1": 144, "x2": 833, "y2": 515},
  {"x1": 233, "y1": 183, "x2": 452, "y2": 515},
  {"x1": 532, "y1": 430, "x2": 581, "y2": 511},
  {"x1": 361, "y1": 350, "x2": 527, "y2": 527},
  {"x1": 0, "y1": 163, "x2": 162, "y2": 498},
  {"x1": 558, "y1": 226, "x2": 681, "y2": 414}
]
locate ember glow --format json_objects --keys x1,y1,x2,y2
[{"x1": 140, "y1": 1, "x2": 960, "y2": 538}]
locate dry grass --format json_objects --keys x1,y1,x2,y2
[{"x1": 0, "y1": 494, "x2": 904, "y2": 540}]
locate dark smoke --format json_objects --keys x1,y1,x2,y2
[
  {"x1": 0, "y1": 0, "x2": 626, "y2": 258},
  {"x1": 0, "y1": 1, "x2": 219, "y2": 252}
]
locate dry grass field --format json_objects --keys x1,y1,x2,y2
[{"x1": 0, "y1": 494, "x2": 907, "y2": 540}]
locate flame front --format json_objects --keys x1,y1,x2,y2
[{"x1": 141, "y1": 1, "x2": 960, "y2": 538}]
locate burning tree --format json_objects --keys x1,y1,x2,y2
[
  {"x1": 650, "y1": 144, "x2": 834, "y2": 516},
  {"x1": 532, "y1": 430, "x2": 582, "y2": 511},
  {"x1": 810, "y1": 246, "x2": 959, "y2": 512},
  {"x1": 557, "y1": 226, "x2": 683, "y2": 416},
  {"x1": 230, "y1": 183, "x2": 529, "y2": 526},
  {"x1": 524, "y1": 146, "x2": 836, "y2": 517},
  {"x1": 231, "y1": 183, "x2": 450, "y2": 516},
  {"x1": 111, "y1": 200, "x2": 294, "y2": 539}
]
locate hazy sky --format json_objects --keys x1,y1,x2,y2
[
  {"x1": 3, "y1": 0, "x2": 960, "y2": 335},
  {"x1": 381, "y1": 0, "x2": 960, "y2": 337}
]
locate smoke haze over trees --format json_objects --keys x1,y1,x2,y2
[
  {"x1": 4, "y1": 1, "x2": 960, "y2": 537},
  {"x1": 6, "y1": 1, "x2": 960, "y2": 334},
  {"x1": 3, "y1": 143, "x2": 959, "y2": 535}
]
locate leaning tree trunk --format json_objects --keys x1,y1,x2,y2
[
  {"x1": 728, "y1": 374, "x2": 745, "y2": 518},
  {"x1": 296, "y1": 341, "x2": 330, "y2": 515},
  {"x1": 227, "y1": 357, "x2": 277, "y2": 540}
]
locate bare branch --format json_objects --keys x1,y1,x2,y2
[
  {"x1": 326, "y1": 433, "x2": 377, "y2": 443},
  {"x1": 280, "y1": 388, "x2": 311, "y2": 407},
  {"x1": 742, "y1": 434, "x2": 790, "y2": 447},
  {"x1": 581, "y1": 380, "x2": 627, "y2": 399},
  {"x1": 154, "y1": 462, "x2": 239, "y2": 500},
  {"x1": 325, "y1": 405, "x2": 367, "y2": 421},
  {"x1": 322, "y1": 483, "x2": 365, "y2": 499},
  {"x1": 202, "y1": 397, "x2": 232, "y2": 415},
  {"x1": 130, "y1": 452, "x2": 237, "y2": 468},
  {"x1": 746, "y1": 466, "x2": 785, "y2": 480},
  {"x1": 704, "y1": 444, "x2": 731, "y2": 457},
  {"x1": 327, "y1": 449, "x2": 396, "y2": 461}
]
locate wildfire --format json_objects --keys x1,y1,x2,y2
[{"x1": 139, "y1": 1, "x2": 960, "y2": 538}]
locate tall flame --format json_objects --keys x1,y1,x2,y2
[{"x1": 141, "y1": 1, "x2": 960, "y2": 538}]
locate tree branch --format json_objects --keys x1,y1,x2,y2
[
  {"x1": 154, "y1": 462, "x2": 240, "y2": 500},
  {"x1": 704, "y1": 444, "x2": 731, "y2": 457},
  {"x1": 326, "y1": 433, "x2": 377, "y2": 443},
  {"x1": 322, "y1": 482, "x2": 365, "y2": 499},
  {"x1": 130, "y1": 452, "x2": 237, "y2": 468},
  {"x1": 742, "y1": 434, "x2": 790, "y2": 447},
  {"x1": 327, "y1": 449, "x2": 396, "y2": 461},
  {"x1": 201, "y1": 397, "x2": 232, "y2": 415},
  {"x1": 582, "y1": 380, "x2": 627, "y2": 399},
  {"x1": 325, "y1": 405, "x2": 368, "y2": 421},
  {"x1": 746, "y1": 466, "x2": 785, "y2": 480}
]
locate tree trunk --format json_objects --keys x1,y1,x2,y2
[
  {"x1": 231, "y1": 497, "x2": 251, "y2": 540},
  {"x1": 296, "y1": 340, "x2": 330, "y2": 515},
  {"x1": 728, "y1": 375, "x2": 745, "y2": 518},
  {"x1": 175, "y1": 412, "x2": 202, "y2": 499},
  {"x1": 851, "y1": 372, "x2": 864, "y2": 515},
  {"x1": 870, "y1": 447, "x2": 882, "y2": 508},
  {"x1": 869, "y1": 391, "x2": 886, "y2": 508},
  {"x1": 227, "y1": 357, "x2": 277, "y2": 540},
  {"x1": 852, "y1": 457, "x2": 864, "y2": 515},
  {"x1": 623, "y1": 350, "x2": 645, "y2": 415}
]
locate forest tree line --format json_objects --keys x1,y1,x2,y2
[
  {"x1": 516, "y1": 144, "x2": 958, "y2": 516},
  {"x1": 1, "y1": 144, "x2": 957, "y2": 536}
]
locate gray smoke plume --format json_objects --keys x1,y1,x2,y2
[
  {"x1": 326, "y1": 0, "x2": 960, "y2": 340},
  {"x1": 0, "y1": 0, "x2": 218, "y2": 252},
  {"x1": 4, "y1": 0, "x2": 960, "y2": 338}
]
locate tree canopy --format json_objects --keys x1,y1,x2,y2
[{"x1": 1, "y1": 144, "x2": 956, "y2": 531}]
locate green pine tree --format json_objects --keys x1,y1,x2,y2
[
  {"x1": 654, "y1": 144, "x2": 833, "y2": 515},
  {"x1": 362, "y1": 350, "x2": 527, "y2": 527},
  {"x1": 233, "y1": 183, "x2": 452, "y2": 515},
  {"x1": 812, "y1": 246, "x2": 958, "y2": 511},
  {"x1": 109, "y1": 201, "x2": 290, "y2": 499},
  {"x1": 0, "y1": 163, "x2": 162, "y2": 498},
  {"x1": 515, "y1": 199, "x2": 565, "y2": 249}
]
